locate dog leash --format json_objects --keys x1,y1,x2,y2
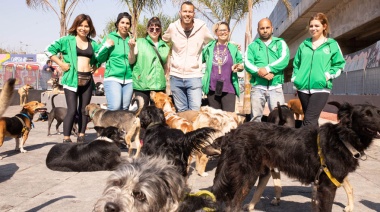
[{"x1": 316, "y1": 134, "x2": 341, "y2": 187}]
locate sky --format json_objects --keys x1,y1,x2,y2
[{"x1": 0, "y1": 0, "x2": 276, "y2": 54}]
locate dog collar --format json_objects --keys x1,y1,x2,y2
[
  {"x1": 90, "y1": 108, "x2": 99, "y2": 119},
  {"x1": 20, "y1": 113, "x2": 34, "y2": 129},
  {"x1": 341, "y1": 140, "x2": 366, "y2": 160},
  {"x1": 316, "y1": 134, "x2": 341, "y2": 187}
]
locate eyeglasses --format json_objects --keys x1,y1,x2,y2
[{"x1": 149, "y1": 27, "x2": 161, "y2": 32}]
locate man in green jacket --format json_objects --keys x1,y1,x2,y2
[{"x1": 244, "y1": 18, "x2": 290, "y2": 122}]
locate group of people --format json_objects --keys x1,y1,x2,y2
[{"x1": 44, "y1": 1, "x2": 345, "y2": 143}]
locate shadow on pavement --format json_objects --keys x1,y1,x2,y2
[
  {"x1": 25, "y1": 195, "x2": 76, "y2": 212},
  {"x1": 0, "y1": 163, "x2": 19, "y2": 183}
]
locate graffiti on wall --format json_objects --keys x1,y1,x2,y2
[{"x1": 344, "y1": 40, "x2": 380, "y2": 72}]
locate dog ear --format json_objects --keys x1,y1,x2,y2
[
  {"x1": 94, "y1": 126, "x2": 105, "y2": 134},
  {"x1": 335, "y1": 102, "x2": 354, "y2": 127},
  {"x1": 328, "y1": 101, "x2": 341, "y2": 109}
]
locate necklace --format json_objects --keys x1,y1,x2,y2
[{"x1": 216, "y1": 42, "x2": 228, "y2": 74}]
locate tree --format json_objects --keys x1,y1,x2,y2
[
  {"x1": 26, "y1": 0, "x2": 90, "y2": 37},
  {"x1": 122, "y1": 0, "x2": 165, "y2": 37}
]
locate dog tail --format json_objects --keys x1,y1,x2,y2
[
  {"x1": 182, "y1": 127, "x2": 217, "y2": 154},
  {"x1": 51, "y1": 94, "x2": 59, "y2": 109},
  {"x1": 0, "y1": 78, "x2": 16, "y2": 117},
  {"x1": 130, "y1": 95, "x2": 144, "y2": 116}
]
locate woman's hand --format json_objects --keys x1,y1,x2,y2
[
  {"x1": 105, "y1": 38, "x2": 114, "y2": 47},
  {"x1": 60, "y1": 63, "x2": 70, "y2": 72},
  {"x1": 232, "y1": 63, "x2": 244, "y2": 72},
  {"x1": 128, "y1": 37, "x2": 136, "y2": 50}
]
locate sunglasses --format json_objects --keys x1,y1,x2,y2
[{"x1": 149, "y1": 27, "x2": 161, "y2": 32}]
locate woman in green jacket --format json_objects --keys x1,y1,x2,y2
[
  {"x1": 128, "y1": 17, "x2": 170, "y2": 108},
  {"x1": 202, "y1": 22, "x2": 244, "y2": 112},
  {"x1": 292, "y1": 13, "x2": 345, "y2": 127},
  {"x1": 96, "y1": 12, "x2": 134, "y2": 111},
  {"x1": 45, "y1": 14, "x2": 99, "y2": 143}
]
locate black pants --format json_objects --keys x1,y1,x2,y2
[
  {"x1": 63, "y1": 78, "x2": 93, "y2": 136},
  {"x1": 134, "y1": 89, "x2": 165, "y2": 108},
  {"x1": 297, "y1": 91, "x2": 329, "y2": 127},
  {"x1": 207, "y1": 91, "x2": 236, "y2": 112}
]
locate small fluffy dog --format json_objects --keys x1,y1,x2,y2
[
  {"x1": 139, "y1": 106, "x2": 217, "y2": 177},
  {"x1": 85, "y1": 96, "x2": 143, "y2": 158},
  {"x1": 18, "y1": 84, "x2": 33, "y2": 106},
  {"x1": 287, "y1": 98, "x2": 304, "y2": 120},
  {"x1": 46, "y1": 126, "x2": 125, "y2": 172},
  {"x1": 94, "y1": 82, "x2": 105, "y2": 96},
  {"x1": 212, "y1": 102, "x2": 380, "y2": 212},
  {"x1": 47, "y1": 94, "x2": 78, "y2": 136},
  {"x1": 0, "y1": 100, "x2": 45, "y2": 159},
  {"x1": 94, "y1": 155, "x2": 216, "y2": 212}
]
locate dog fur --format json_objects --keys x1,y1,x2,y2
[
  {"x1": 150, "y1": 91, "x2": 243, "y2": 177},
  {"x1": 47, "y1": 94, "x2": 78, "y2": 136},
  {"x1": 51, "y1": 78, "x2": 64, "y2": 94},
  {"x1": 139, "y1": 106, "x2": 217, "y2": 177},
  {"x1": 0, "y1": 78, "x2": 16, "y2": 118},
  {"x1": 85, "y1": 96, "x2": 143, "y2": 158},
  {"x1": 0, "y1": 100, "x2": 45, "y2": 159},
  {"x1": 18, "y1": 84, "x2": 33, "y2": 106},
  {"x1": 94, "y1": 155, "x2": 217, "y2": 212},
  {"x1": 288, "y1": 98, "x2": 304, "y2": 120},
  {"x1": 46, "y1": 126, "x2": 125, "y2": 172},
  {"x1": 212, "y1": 102, "x2": 380, "y2": 212},
  {"x1": 94, "y1": 82, "x2": 105, "y2": 96}
]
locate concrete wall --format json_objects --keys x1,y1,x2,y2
[{"x1": 0, "y1": 89, "x2": 44, "y2": 106}]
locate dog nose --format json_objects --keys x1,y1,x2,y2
[{"x1": 104, "y1": 202, "x2": 120, "y2": 212}]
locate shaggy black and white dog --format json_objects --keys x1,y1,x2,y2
[
  {"x1": 212, "y1": 102, "x2": 380, "y2": 212},
  {"x1": 94, "y1": 156, "x2": 216, "y2": 212},
  {"x1": 46, "y1": 126, "x2": 125, "y2": 172},
  {"x1": 95, "y1": 82, "x2": 105, "y2": 96},
  {"x1": 139, "y1": 106, "x2": 217, "y2": 177}
]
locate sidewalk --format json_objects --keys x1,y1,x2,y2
[{"x1": 0, "y1": 106, "x2": 379, "y2": 212}]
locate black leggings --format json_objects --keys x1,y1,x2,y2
[
  {"x1": 63, "y1": 78, "x2": 93, "y2": 136},
  {"x1": 207, "y1": 91, "x2": 236, "y2": 112},
  {"x1": 297, "y1": 91, "x2": 329, "y2": 127}
]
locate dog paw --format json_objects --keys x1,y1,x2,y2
[
  {"x1": 270, "y1": 198, "x2": 281, "y2": 206},
  {"x1": 198, "y1": 172, "x2": 209, "y2": 177},
  {"x1": 343, "y1": 206, "x2": 353, "y2": 212},
  {"x1": 20, "y1": 149, "x2": 28, "y2": 153},
  {"x1": 243, "y1": 203, "x2": 255, "y2": 211}
]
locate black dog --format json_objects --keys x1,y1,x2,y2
[
  {"x1": 94, "y1": 82, "x2": 104, "y2": 96},
  {"x1": 139, "y1": 106, "x2": 217, "y2": 177},
  {"x1": 46, "y1": 126, "x2": 125, "y2": 172},
  {"x1": 35, "y1": 109, "x2": 49, "y2": 122},
  {"x1": 47, "y1": 94, "x2": 78, "y2": 136},
  {"x1": 212, "y1": 102, "x2": 380, "y2": 212}
]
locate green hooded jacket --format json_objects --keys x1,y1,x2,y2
[
  {"x1": 131, "y1": 36, "x2": 170, "y2": 91},
  {"x1": 202, "y1": 40, "x2": 243, "y2": 96},
  {"x1": 292, "y1": 38, "x2": 346, "y2": 92},
  {"x1": 96, "y1": 31, "x2": 133, "y2": 83},
  {"x1": 45, "y1": 35, "x2": 99, "y2": 91},
  {"x1": 244, "y1": 37, "x2": 290, "y2": 89}
]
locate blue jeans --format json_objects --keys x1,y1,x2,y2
[
  {"x1": 170, "y1": 76, "x2": 202, "y2": 112},
  {"x1": 250, "y1": 87, "x2": 285, "y2": 122},
  {"x1": 103, "y1": 80, "x2": 133, "y2": 111}
]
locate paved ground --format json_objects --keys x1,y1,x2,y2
[{"x1": 0, "y1": 105, "x2": 379, "y2": 211}]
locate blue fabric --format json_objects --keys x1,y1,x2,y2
[
  {"x1": 170, "y1": 76, "x2": 202, "y2": 112},
  {"x1": 103, "y1": 80, "x2": 133, "y2": 111}
]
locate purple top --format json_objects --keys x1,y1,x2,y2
[{"x1": 209, "y1": 44, "x2": 235, "y2": 94}]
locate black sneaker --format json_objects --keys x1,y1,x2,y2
[
  {"x1": 63, "y1": 138, "x2": 72, "y2": 143},
  {"x1": 77, "y1": 136, "x2": 85, "y2": 143}
]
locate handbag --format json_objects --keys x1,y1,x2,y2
[{"x1": 77, "y1": 72, "x2": 92, "y2": 86}]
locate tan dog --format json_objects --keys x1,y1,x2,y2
[
  {"x1": 162, "y1": 98, "x2": 194, "y2": 133},
  {"x1": 287, "y1": 98, "x2": 304, "y2": 120},
  {"x1": 18, "y1": 84, "x2": 33, "y2": 106},
  {"x1": 51, "y1": 78, "x2": 64, "y2": 94},
  {"x1": 85, "y1": 96, "x2": 144, "y2": 158},
  {"x1": 0, "y1": 101, "x2": 46, "y2": 159}
]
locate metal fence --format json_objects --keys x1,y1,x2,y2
[{"x1": 283, "y1": 67, "x2": 380, "y2": 95}]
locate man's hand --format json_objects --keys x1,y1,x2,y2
[
  {"x1": 264, "y1": 73, "x2": 274, "y2": 80},
  {"x1": 257, "y1": 67, "x2": 268, "y2": 77}
]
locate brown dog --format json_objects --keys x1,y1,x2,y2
[
  {"x1": 0, "y1": 101, "x2": 46, "y2": 159},
  {"x1": 18, "y1": 84, "x2": 33, "y2": 106},
  {"x1": 287, "y1": 98, "x2": 304, "y2": 120}
]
